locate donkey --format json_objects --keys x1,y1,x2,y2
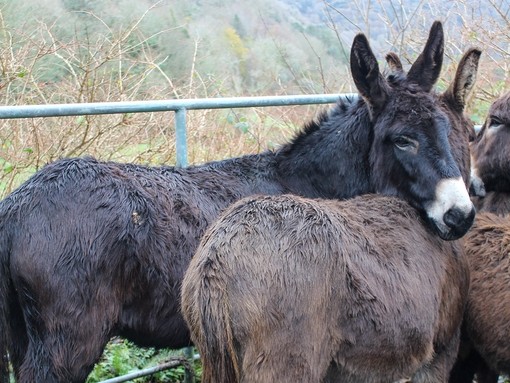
[
  {"x1": 0, "y1": 21, "x2": 477, "y2": 382},
  {"x1": 449, "y1": 92, "x2": 510, "y2": 383},
  {"x1": 470, "y1": 91, "x2": 510, "y2": 215},
  {"x1": 181, "y1": 193, "x2": 471, "y2": 383}
]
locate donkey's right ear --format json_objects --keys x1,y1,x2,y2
[
  {"x1": 443, "y1": 48, "x2": 481, "y2": 113},
  {"x1": 350, "y1": 33, "x2": 389, "y2": 119},
  {"x1": 407, "y1": 21, "x2": 444, "y2": 92}
]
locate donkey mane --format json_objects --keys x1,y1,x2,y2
[{"x1": 278, "y1": 96, "x2": 358, "y2": 156}]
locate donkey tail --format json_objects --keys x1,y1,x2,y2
[{"x1": 181, "y1": 259, "x2": 239, "y2": 383}]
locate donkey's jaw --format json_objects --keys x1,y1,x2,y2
[{"x1": 425, "y1": 177, "x2": 475, "y2": 240}]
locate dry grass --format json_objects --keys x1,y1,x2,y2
[{"x1": 0, "y1": 4, "x2": 335, "y2": 198}]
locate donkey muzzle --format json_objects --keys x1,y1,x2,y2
[{"x1": 426, "y1": 177, "x2": 475, "y2": 241}]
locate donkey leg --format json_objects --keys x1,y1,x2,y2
[
  {"x1": 17, "y1": 335, "x2": 62, "y2": 383},
  {"x1": 411, "y1": 334, "x2": 461, "y2": 383},
  {"x1": 475, "y1": 361, "x2": 499, "y2": 383},
  {"x1": 7, "y1": 307, "x2": 29, "y2": 381},
  {"x1": 16, "y1": 331, "x2": 110, "y2": 383},
  {"x1": 448, "y1": 347, "x2": 487, "y2": 383},
  {"x1": 17, "y1": 310, "x2": 114, "y2": 383}
]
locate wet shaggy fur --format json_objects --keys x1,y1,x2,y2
[
  {"x1": 181, "y1": 194, "x2": 470, "y2": 383},
  {"x1": 0, "y1": 22, "x2": 479, "y2": 382},
  {"x1": 471, "y1": 191, "x2": 510, "y2": 217}
]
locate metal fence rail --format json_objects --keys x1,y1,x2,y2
[{"x1": 0, "y1": 93, "x2": 355, "y2": 167}]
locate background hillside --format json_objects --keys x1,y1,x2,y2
[
  {"x1": 0, "y1": 0, "x2": 509, "y2": 198},
  {"x1": 1, "y1": 0, "x2": 508, "y2": 98}
]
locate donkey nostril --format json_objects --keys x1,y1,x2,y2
[
  {"x1": 441, "y1": 206, "x2": 475, "y2": 240},
  {"x1": 443, "y1": 208, "x2": 464, "y2": 229}
]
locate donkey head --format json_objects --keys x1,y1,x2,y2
[
  {"x1": 470, "y1": 91, "x2": 510, "y2": 193},
  {"x1": 351, "y1": 21, "x2": 476, "y2": 240},
  {"x1": 386, "y1": 45, "x2": 481, "y2": 194}
]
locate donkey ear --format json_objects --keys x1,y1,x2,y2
[
  {"x1": 407, "y1": 21, "x2": 444, "y2": 92},
  {"x1": 443, "y1": 48, "x2": 481, "y2": 112},
  {"x1": 385, "y1": 52, "x2": 404, "y2": 75},
  {"x1": 350, "y1": 33, "x2": 388, "y2": 117}
]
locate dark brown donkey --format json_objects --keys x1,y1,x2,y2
[
  {"x1": 181, "y1": 193, "x2": 470, "y2": 382},
  {"x1": 449, "y1": 92, "x2": 510, "y2": 383},
  {"x1": 182, "y1": 27, "x2": 482, "y2": 383},
  {"x1": 0, "y1": 22, "x2": 477, "y2": 382}
]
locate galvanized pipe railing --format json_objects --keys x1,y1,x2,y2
[{"x1": 0, "y1": 94, "x2": 355, "y2": 167}]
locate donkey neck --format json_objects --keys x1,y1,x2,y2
[{"x1": 275, "y1": 100, "x2": 373, "y2": 199}]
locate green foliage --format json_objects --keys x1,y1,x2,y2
[
  {"x1": 470, "y1": 98, "x2": 491, "y2": 125},
  {"x1": 304, "y1": 25, "x2": 345, "y2": 60},
  {"x1": 223, "y1": 110, "x2": 257, "y2": 135},
  {"x1": 2, "y1": 161, "x2": 13, "y2": 175},
  {"x1": 0, "y1": 0, "x2": 358, "y2": 96},
  {"x1": 86, "y1": 339, "x2": 201, "y2": 383}
]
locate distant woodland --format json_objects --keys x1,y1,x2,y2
[{"x1": 1, "y1": 0, "x2": 509, "y2": 99}]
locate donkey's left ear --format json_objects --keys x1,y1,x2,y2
[
  {"x1": 443, "y1": 48, "x2": 481, "y2": 112},
  {"x1": 350, "y1": 33, "x2": 389, "y2": 119}
]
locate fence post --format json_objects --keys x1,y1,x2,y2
[
  {"x1": 176, "y1": 106, "x2": 193, "y2": 382},
  {"x1": 175, "y1": 107, "x2": 188, "y2": 168},
  {"x1": 182, "y1": 346, "x2": 195, "y2": 383}
]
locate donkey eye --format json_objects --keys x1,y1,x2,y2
[
  {"x1": 394, "y1": 136, "x2": 418, "y2": 153},
  {"x1": 489, "y1": 116, "x2": 503, "y2": 128}
]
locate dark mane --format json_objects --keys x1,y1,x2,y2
[{"x1": 278, "y1": 95, "x2": 359, "y2": 156}]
